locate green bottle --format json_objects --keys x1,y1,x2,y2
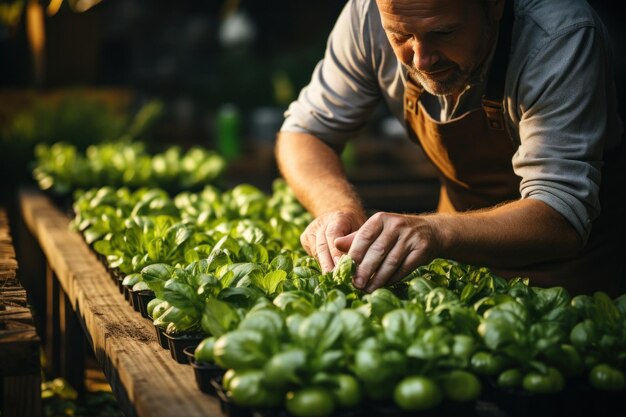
[{"x1": 217, "y1": 104, "x2": 240, "y2": 160}]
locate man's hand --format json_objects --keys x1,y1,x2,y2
[
  {"x1": 335, "y1": 212, "x2": 440, "y2": 292},
  {"x1": 301, "y1": 210, "x2": 366, "y2": 273}
]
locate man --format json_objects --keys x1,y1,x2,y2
[{"x1": 275, "y1": 0, "x2": 625, "y2": 296}]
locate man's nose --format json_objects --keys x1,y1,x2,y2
[{"x1": 413, "y1": 41, "x2": 440, "y2": 71}]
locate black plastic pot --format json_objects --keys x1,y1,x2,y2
[
  {"x1": 137, "y1": 290, "x2": 156, "y2": 319},
  {"x1": 213, "y1": 379, "x2": 252, "y2": 417},
  {"x1": 107, "y1": 268, "x2": 117, "y2": 285},
  {"x1": 587, "y1": 388, "x2": 626, "y2": 417},
  {"x1": 105, "y1": 267, "x2": 122, "y2": 288},
  {"x1": 182, "y1": 345, "x2": 198, "y2": 365},
  {"x1": 365, "y1": 395, "x2": 477, "y2": 417},
  {"x1": 486, "y1": 379, "x2": 565, "y2": 417},
  {"x1": 153, "y1": 324, "x2": 169, "y2": 350},
  {"x1": 96, "y1": 252, "x2": 107, "y2": 265},
  {"x1": 164, "y1": 332, "x2": 205, "y2": 364},
  {"x1": 250, "y1": 407, "x2": 286, "y2": 417},
  {"x1": 183, "y1": 346, "x2": 227, "y2": 396},
  {"x1": 116, "y1": 277, "x2": 124, "y2": 294},
  {"x1": 123, "y1": 284, "x2": 131, "y2": 302},
  {"x1": 496, "y1": 389, "x2": 561, "y2": 417},
  {"x1": 128, "y1": 288, "x2": 141, "y2": 312},
  {"x1": 440, "y1": 400, "x2": 478, "y2": 417},
  {"x1": 484, "y1": 375, "x2": 616, "y2": 417},
  {"x1": 251, "y1": 406, "x2": 364, "y2": 417},
  {"x1": 368, "y1": 402, "x2": 441, "y2": 417}
]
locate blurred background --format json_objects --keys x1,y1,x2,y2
[
  {"x1": 0, "y1": 0, "x2": 348, "y2": 195},
  {"x1": 0, "y1": 0, "x2": 624, "y2": 209}
]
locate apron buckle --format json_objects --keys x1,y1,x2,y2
[{"x1": 482, "y1": 99, "x2": 505, "y2": 130}]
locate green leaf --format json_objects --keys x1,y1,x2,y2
[
  {"x1": 163, "y1": 280, "x2": 201, "y2": 314},
  {"x1": 93, "y1": 239, "x2": 113, "y2": 255},
  {"x1": 531, "y1": 287, "x2": 571, "y2": 319},
  {"x1": 83, "y1": 227, "x2": 104, "y2": 244},
  {"x1": 297, "y1": 311, "x2": 343, "y2": 354},
  {"x1": 201, "y1": 298, "x2": 240, "y2": 337},
  {"x1": 273, "y1": 291, "x2": 315, "y2": 316},
  {"x1": 310, "y1": 349, "x2": 344, "y2": 372},
  {"x1": 332, "y1": 255, "x2": 356, "y2": 286},
  {"x1": 354, "y1": 339, "x2": 406, "y2": 383},
  {"x1": 122, "y1": 273, "x2": 141, "y2": 287},
  {"x1": 153, "y1": 305, "x2": 194, "y2": 330},
  {"x1": 218, "y1": 286, "x2": 265, "y2": 309},
  {"x1": 407, "y1": 326, "x2": 452, "y2": 360},
  {"x1": 213, "y1": 330, "x2": 270, "y2": 370},
  {"x1": 220, "y1": 263, "x2": 265, "y2": 288},
  {"x1": 460, "y1": 283, "x2": 478, "y2": 304},
  {"x1": 214, "y1": 234, "x2": 240, "y2": 255},
  {"x1": 613, "y1": 293, "x2": 626, "y2": 316},
  {"x1": 338, "y1": 309, "x2": 372, "y2": 347},
  {"x1": 593, "y1": 291, "x2": 621, "y2": 325},
  {"x1": 366, "y1": 288, "x2": 403, "y2": 320},
  {"x1": 252, "y1": 270, "x2": 287, "y2": 297},
  {"x1": 319, "y1": 289, "x2": 346, "y2": 313},
  {"x1": 240, "y1": 243, "x2": 269, "y2": 264},
  {"x1": 292, "y1": 266, "x2": 320, "y2": 279},
  {"x1": 381, "y1": 309, "x2": 426, "y2": 349},
  {"x1": 269, "y1": 254, "x2": 294, "y2": 273},
  {"x1": 407, "y1": 277, "x2": 440, "y2": 301},
  {"x1": 239, "y1": 309, "x2": 284, "y2": 338},
  {"x1": 264, "y1": 348, "x2": 307, "y2": 388}
]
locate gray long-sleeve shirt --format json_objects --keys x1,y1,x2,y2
[{"x1": 280, "y1": 0, "x2": 623, "y2": 244}]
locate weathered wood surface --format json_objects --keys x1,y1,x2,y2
[
  {"x1": 2, "y1": 375, "x2": 41, "y2": 417},
  {"x1": 0, "y1": 205, "x2": 39, "y2": 375},
  {"x1": 0, "y1": 206, "x2": 41, "y2": 417},
  {"x1": 19, "y1": 188, "x2": 223, "y2": 417},
  {"x1": 0, "y1": 208, "x2": 18, "y2": 279}
]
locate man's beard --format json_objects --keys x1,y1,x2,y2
[{"x1": 407, "y1": 63, "x2": 469, "y2": 97}]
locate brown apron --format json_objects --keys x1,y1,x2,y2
[{"x1": 402, "y1": 4, "x2": 624, "y2": 296}]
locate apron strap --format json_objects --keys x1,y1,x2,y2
[{"x1": 482, "y1": 0, "x2": 515, "y2": 132}]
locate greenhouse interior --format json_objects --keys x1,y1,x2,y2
[{"x1": 1, "y1": 1, "x2": 625, "y2": 417}]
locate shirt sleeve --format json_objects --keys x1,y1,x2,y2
[
  {"x1": 279, "y1": 0, "x2": 382, "y2": 149},
  {"x1": 513, "y1": 24, "x2": 612, "y2": 244}
]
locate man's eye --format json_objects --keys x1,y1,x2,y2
[
  {"x1": 391, "y1": 33, "x2": 412, "y2": 42},
  {"x1": 434, "y1": 30, "x2": 454, "y2": 37}
]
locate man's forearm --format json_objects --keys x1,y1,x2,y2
[
  {"x1": 275, "y1": 132, "x2": 366, "y2": 219},
  {"x1": 428, "y1": 198, "x2": 583, "y2": 268}
]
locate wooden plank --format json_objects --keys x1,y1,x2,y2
[
  {"x1": 2, "y1": 375, "x2": 42, "y2": 417},
  {"x1": 0, "y1": 279, "x2": 29, "y2": 310},
  {"x1": 10, "y1": 204, "x2": 47, "y2": 342},
  {"x1": 0, "y1": 305, "x2": 40, "y2": 374},
  {"x1": 0, "y1": 208, "x2": 18, "y2": 279},
  {"x1": 0, "y1": 206, "x2": 41, "y2": 417},
  {"x1": 0, "y1": 207, "x2": 39, "y2": 376},
  {"x1": 19, "y1": 188, "x2": 223, "y2": 417},
  {"x1": 45, "y1": 264, "x2": 61, "y2": 378},
  {"x1": 59, "y1": 289, "x2": 86, "y2": 397}
]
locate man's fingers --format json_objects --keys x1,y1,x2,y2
[
  {"x1": 348, "y1": 216, "x2": 386, "y2": 287},
  {"x1": 361, "y1": 244, "x2": 404, "y2": 292},
  {"x1": 365, "y1": 245, "x2": 424, "y2": 292},
  {"x1": 352, "y1": 237, "x2": 394, "y2": 289},
  {"x1": 300, "y1": 226, "x2": 316, "y2": 257},
  {"x1": 325, "y1": 218, "x2": 355, "y2": 264},
  {"x1": 335, "y1": 232, "x2": 356, "y2": 253},
  {"x1": 300, "y1": 211, "x2": 367, "y2": 273},
  {"x1": 315, "y1": 230, "x2": 335, "y2": 273}
]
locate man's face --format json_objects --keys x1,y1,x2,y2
[{"x1": 376, "y1": 0, "x2": 501, "y2": 96}]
